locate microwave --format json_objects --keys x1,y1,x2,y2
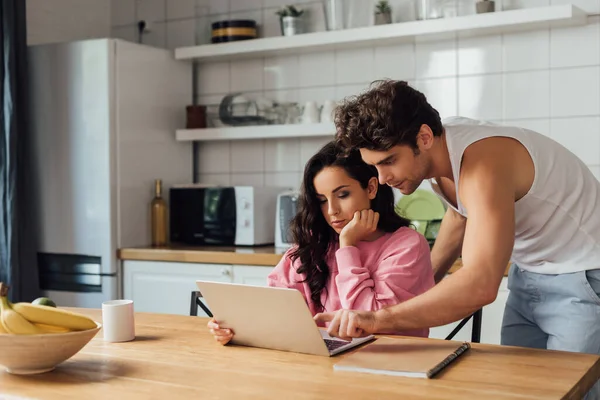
[
  {"x1": 275, "y1": 190, "x2": 300, "y2": 249},
  {"x1": 169, "y1": 185, "x2": 290, "y2": 246}
]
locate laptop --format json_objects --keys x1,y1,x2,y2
[{"x1": 196, "y1": 280, "x2": 375, "y2": 357}]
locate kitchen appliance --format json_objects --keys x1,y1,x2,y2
[
  {"x1": 169, "y1": 185, "x2": 291, "y2": 246},
  {"x1": 27, "y1": 39, "x2": 192, "y2": 307},
  {"x1": 275, "y1": 190, "x2": 300, "y2": 249}
]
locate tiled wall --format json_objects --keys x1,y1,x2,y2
[
  {"x1": 27, "y1": 0, "x2": 110, "y2": 45},
  {"x1": 111, "y1": 0, "x2": 600, "y2": 189}
]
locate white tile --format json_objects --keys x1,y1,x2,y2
[
  {"x1": 136, "y1": 0, "x2": 166, "y2": 23},
  {"x1": 195, "y1": 14, "x2": 214, "y2": 45},
  {"x1": 262, "y1": 7, "x2": 282, "y2": 37},
  {"x1": 230, "y1": 0, "x2": 262, "y2": 12},
  {"x1": 230, "y1": 173, "x2": 265, "y2": 186},
  {"x1": 388, "y1": 0, "x2": 418, "y2": 21},
  {"x1": 197, "y1": 173, "x2": 231, "y2": 186},
  {"x1": 335, "y1": 84, "x2": 371, "y2": 102},
  {"x1": 300, "y1": 137, "x2": 333, "y2": 166},
  {"x1": 197, "y1": 62, "x2": 230, "y2": 95},
  {"x1": 141, "y1": 21, "x2": 167, "y2": 48},
  {"x1": 502, "y1": 119, "x2": 550, "y2": 136},
  {"x1": 550, "y1": 18, "x2": 600, "y2": 68},
  {"x1": 414, "y1": 78, "x2": 458, "y2": 120},
  {"x1": 166, "y1": 0, "x2": 195, "y2": 20},
  {"x1": 263, "y1": 89, "x2": 299, "y2": 104},
  {"x1": 263, "y1": 0, "x2": 314, "y2": 7},
  {"x1": 551, "y1": 67, "x2": 600, "y2": 118},
  {"x1": 208, "y1": 0, "x2": 229, "y2": 14},
  {"x1": 264, "y1": 138, "x2": 301, "y2": 172},
  {"x1": 335, "y1": 48, "x2": 375, "y2": 85},
  {"x1": 304, "y1": 2, "x2": 328, "y2": 33},
  {"x1": 166, "y1": 19, "x2": 196, "y2": 49},
  {"x1": 551, "y1": 0, "x2": 600, "y2": 14},
  {"x1": 264, "y1": 55, "x2": 299, "y2": 90},
  {"x1": 111, "y1": 26, "x2": 137, "y2": 43},
  {"x1": 374, "y1": 43, "x2": 415, "y2": 80},
  {"x1": 458, "y1": 35, "x2": 502, "y2": 75},
  {"x1": 112, "y1": 0, "x2": 136, "y2": 26},
  {"x1": 299, "y1": 51, "x2": 335, "y2": 87},
  {"x1": 264, "y1": 172, "x2": 302, "y2": 189},
  {"x1": 197, "y1": 142, "x2": 231, "y2": 173},
  {"x1": 415, "y1": 39, "x2": 457, "y2": 79},
  {"x1": 501, "y1": 0, "x2": 549, "y2": 9},
  {"x1": 503, "y1": 71, "x2": 550, "y2": 119},
  {"x1": 503, "y1": 30, "x2": 549, "y2": 72},
  {"x1": 230, "y1": 59, "x2": 264, "y2": 92},
  {"x1": 588, "y1": 165, "x2": 600, "y2": 181},
  {"x1": 298, "y1": 86, "x2": 337, "y2": 105},
  {"x1": 231, "y1": 140, "x2": 265, "y2": 172},
  {"x1": 550, "y1": 117, "x2": 600, "y2": 165},
  {"x1": 458, "y1": 75, "x2": 503, "y2": 121}
]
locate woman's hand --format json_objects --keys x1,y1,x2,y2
[
  {"x1": 339, "y1": 209, "x2": 380, "y2": 248},
  {"x1": 207, "y1": 318, "x2": 234, "y2": 345}
]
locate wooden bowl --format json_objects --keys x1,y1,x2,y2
[{"x1": 0, "y1": 322, "x2": 101, "y2": 375}]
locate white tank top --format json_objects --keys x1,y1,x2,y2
[{"x1": 430, "y1": 117, "x2": 600, "y2": 274}]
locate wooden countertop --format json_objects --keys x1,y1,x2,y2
[
  {"x1": 1, "y1": 308, "x2": 598, "y2": 399},
  {"x1": 118, "y1": 245, "x2": 511, "y2": 276}
]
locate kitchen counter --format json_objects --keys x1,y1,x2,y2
[
  {"x1": 118, "y1": 245, "x2": 511, "y2": 276},
  {"x1": 1, "y1": 308, "x2": 598, "y2": 399}
]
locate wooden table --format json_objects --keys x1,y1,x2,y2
[{"x1": 1, "y1": 309, "x2": 598, "y2": 399}]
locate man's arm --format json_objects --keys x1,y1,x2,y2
[
  {"x1": 430, "y1": 207, "x2": 466, "y2": 283},
  {"x1": 317, "y1": 141, "x2": 515, "y2": 336}
]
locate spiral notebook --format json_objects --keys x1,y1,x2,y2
[{"x1": 333, "y1": 337, "x2": 471, "y2": 379}]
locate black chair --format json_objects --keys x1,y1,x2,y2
[
  {"x1": 189, "y1": 290, "x2": 482, "y2": 343},
  {"x1": 444, "y1": 309, "x2": 482, "y2": 343},
  {"x1": 190, "y1": 291, "x2": 213, "y2": 318}
]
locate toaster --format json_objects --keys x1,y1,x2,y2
[{"x1": 275, "y1": 190, "x2": 300, "y2": 249}]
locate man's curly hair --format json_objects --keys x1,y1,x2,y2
[{"x1": 335, "y1": 80, "x2": 443, "y2": 152}]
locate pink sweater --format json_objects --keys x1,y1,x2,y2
[{"x1": 267, "y1": 227, "x2": 435, "y2": 337}]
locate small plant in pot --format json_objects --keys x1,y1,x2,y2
[
  {"x1": 375, "y1": 0, "x2": 393, "y2": 25},
  {"x1": 476, "y1": 0, "x2": 495, "y2": 13},
  {"x1": 276, "y1": 5, "x2": 305, "y2": 36}
]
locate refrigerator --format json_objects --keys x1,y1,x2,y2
[{"x1": 27, "y1": 39, "x2": 193, "y2": 308}]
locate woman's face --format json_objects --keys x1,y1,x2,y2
[{"x1": 313, "y1": 166, "x2": 378, "y2": 234}]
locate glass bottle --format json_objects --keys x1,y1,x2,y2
[{"x1": 151, "y1": 179, "x2": 168, "y2": 247}]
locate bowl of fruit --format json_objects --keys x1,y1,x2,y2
[{"x1": 0, "y1": 282, "x2": 101, "y2": 375}]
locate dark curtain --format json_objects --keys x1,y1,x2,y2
[{"x1": 0, "y1": 0, "x2": 40, "y2": 301}]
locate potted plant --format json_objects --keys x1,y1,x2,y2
[
  {"x1": 374, "y1": 0, "x2": 392, "y2": 25},
  {"x1": 476, "y1": 0, "x2": 495, "y2": 13},
  {"x1": 276, "y1": 5, "x2": 305, "y2": 36}
]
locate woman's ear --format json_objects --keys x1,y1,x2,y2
[{"x1": 367, "y1": 177, "x2": 378, "y2": 200}]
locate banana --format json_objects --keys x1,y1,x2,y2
[
  {"x1": 11, "y1": 302, "x2": 96, "y2": 331},
  {"x1": 0, "y1": 296, "x2": 42, "y2": 335},
  {"x1": 0, "y1": 308, "x2": 7, "y2": 334},
  {"x1": 33, "y1": 323, "x2": 71, "y2": 333}
]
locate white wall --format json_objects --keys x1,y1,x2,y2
[
  {"x1": 27, "y1": 0, "x2": 111, "y2": 45},
  {"x1": 111, "y1": 0, "x2": 600, "y2": 189}
]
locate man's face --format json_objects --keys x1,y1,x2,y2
[{"x1": 360, "y1": 144, "x2": 430, "y2": 195}]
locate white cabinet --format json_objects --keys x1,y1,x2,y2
[
  {"x1": 429, "y1": 277, "x2": 509, "y2": 345},
  {"x1": 123, "y1": 261, "x2": 274, "y2": 316},
  {"x1": 123, "y1": 260, "x2": 233, "y2": 316}
]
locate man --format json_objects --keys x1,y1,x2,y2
[{"x1": 316, "y1": 80, "x2": 600, "y2": 392}]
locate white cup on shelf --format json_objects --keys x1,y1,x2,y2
[
  {"x1": 320, "y1": 100, "x2": 337, "y2": 123},
  {"x1": 301, "y1": 101, "x2": 320, "y2": 124},
  {"x1": 102, "y1": 299, "x2": 135, "y2": 343}
]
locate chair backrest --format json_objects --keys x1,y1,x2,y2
[
  {"x1": 445, "y1": 309, "x2": 482, "y2": 343},
  {"x1": 190, "y1": 291, "x2": 213, "y2": 317}
]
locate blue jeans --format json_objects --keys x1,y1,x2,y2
[{"x1": 501, "y1": 266, "x2": 600, "y2": 399}]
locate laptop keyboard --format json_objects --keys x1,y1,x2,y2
[{"x1": 324, "y1": 338, "x2": 351, "y2": 352}]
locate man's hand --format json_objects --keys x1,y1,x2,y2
[
  {"x1": 314, "y1": 309, "x2": 378, "y2": 339},
  {"x1": 339, "y1": 209, "x2": 379, "y2": 248}
]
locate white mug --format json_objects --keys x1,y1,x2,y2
[
  {"x1": 301, "y1": 101, "x2": 320, "y2": 124},
  {"x1": 102, "y1": 299, "x2": 135, "y2": 343},
  {"x1": 321, "y1": 100, "x2": 337, "y2": 123}
]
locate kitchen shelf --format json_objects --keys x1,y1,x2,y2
[
  {"x1": 176, "y1": 123, "x2": 336, "y2": 141},
  {"x1": 175, "y1": 5, "x2": 586, "y2": 62}
]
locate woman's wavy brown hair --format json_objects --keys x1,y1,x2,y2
[
  {"x1": 289, "y1": 141, "x2": 410, "y2": 312},
  {"x1": 335, "y1": 80, "x2": 443, "y2": 151}
]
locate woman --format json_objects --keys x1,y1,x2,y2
[{"x1": 208, "y1": 141, "x2": 434, "y2": 344}]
